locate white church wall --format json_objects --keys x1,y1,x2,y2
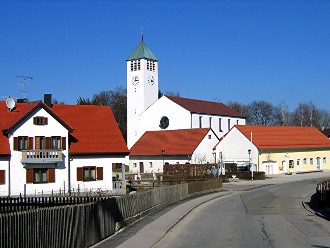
[
  {"x1": 191, "y1": 114, "x2": 245, "y2": 139},
  {"x1": 139, "y1": 96, "x2": 191, "y2": 134}
]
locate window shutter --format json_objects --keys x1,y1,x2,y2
[
  {"x1": 97, "y1": 167, "x2": 103, "y2": 180},
  {"x1": 28, "y1": 137, "x2": 34, "y2": 150},
  {"x1": 77, "y1": 167, "x2": 83, "y2": 181},
  {"x1": 61, "y1": 137, "x2": 66, "y2": 150},
  {"x1": 0, "y1": 170, "x2": 5, "y2": 185},
  {"x1": 35, "y1": 137, "x2": 40, "y2": 150},
  {"x1": 26, "y1": 169, "x2": 33, "y2": 184},
  {"x1": 48, "y1": 168, "x2": 55, "y2": 183},
  {"x1": 45, "y1": 137, "x2": 51, "y2": 149},
  {"x1": 13, "y1": 137, "x2": 18, "y2": 151}
]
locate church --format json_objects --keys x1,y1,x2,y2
[{"x1": 126, "y1": 35, "x2": 246, "y2": 173}]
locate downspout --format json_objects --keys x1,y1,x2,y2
[
  {"x1": 68, "y1": 154, "x2": 71, "y2": 195},
  {"x1": 8, "y1": 155, "x2": 11, "y2": 196}
]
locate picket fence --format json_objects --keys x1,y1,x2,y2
[{"x1": 0, "y1": 184, "x2": 189, "y2": 248}]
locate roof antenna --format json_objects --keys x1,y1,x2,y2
[
  {"x1": 16, "y1": 75, "x2": 33, "y2": 100},
  {"x1": 140, "y1": 27, "x2": 144, "y2": 41}
]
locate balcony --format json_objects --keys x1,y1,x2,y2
[{"x1": 21, "y1": 150, "x2": 64, "y2": 164}]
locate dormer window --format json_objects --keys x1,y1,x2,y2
[{"x1": 33, "y1": 116, "x2": 48, "y2": 125}]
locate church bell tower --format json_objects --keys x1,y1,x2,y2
[{"x1": 126, "y1": 34, "x2": 159, "y2": 149}]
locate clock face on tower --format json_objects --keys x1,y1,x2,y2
[
  {"x1": 131, "y1": 76, "x2": 139, "y2": 86},
  {"x1": 148, "y1": 76, "x2": 155, "y2": 86}
]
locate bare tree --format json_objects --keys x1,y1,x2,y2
[
  {"x1": 248, "y1": 100, "x2": 276, "y2": 125},
  {"x1": 77, "y1": 87, "x2": 127, "y2": 141},
  {"x1": 274, "y1": 101, "x2": 291, "y2": 126},
  {"x1": 292, "y1": 102, "x2": 318, "y2": 127}
]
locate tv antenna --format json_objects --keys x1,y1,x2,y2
[{"x1": 17, "y1": 75, "x2": 33, "y2": 99}]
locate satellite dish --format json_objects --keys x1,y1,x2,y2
[{"x1": 6, "y1": 97, "x2": 16, "y2": 111}]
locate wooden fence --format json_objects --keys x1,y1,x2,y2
[
  {"x1": 316, "y1": 179, "x2": 330, "y2": 208},
  {"x1": 0, "y1": 184, "x2": 189, "y2": 248},
  {"x1": 0, "y1": 196, "x2": 111, "y2": 214}
]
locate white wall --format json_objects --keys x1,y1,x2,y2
[
  {"x1": 0, "y1": 159, "x2": 9, "y2": 195},
  {"x1": 138, "y1": 96, "x2": 191, "y2": 139},
  {"x1": 215, "y1": 127, "x2": 257, "y2": 167},
  {"x1": 7, "y1": 108, "x2": 69, "y2": 196},
  {"x1": 70, "y1": 156, "x2": 124, "y2": 192},
  {"x1": 192, "y1": 114, "x2": 245, "y2": 139}
]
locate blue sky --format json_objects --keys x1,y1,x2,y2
[{"x1": 1, "y1": 0, "x2": 329, "y2": 112}]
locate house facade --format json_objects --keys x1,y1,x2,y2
[
  {"x1": 215, "y1": 125, "x2": 330, "y2": 175},
  {"x1": 0, "y1": 96, "x2": 129, "y2": 196},
  {"x1": 129, "y1": 128, "x2": 219, "y2": 173}
]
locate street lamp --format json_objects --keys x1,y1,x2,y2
[
  {"x1": 248, "y1": 149, "x2": 253, "y2": 180},
  {"x1": 161, "y1": 149, "x2": 165, "y2": 167}
]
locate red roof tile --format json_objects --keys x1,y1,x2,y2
[
  {"x1": 0, "y1": 101, "x2": 128, "y2": 155},
  {"x1": 130, "y1": 128, "x2": 212, "y2": 156},
  {"x1": 166, "y1": 95, "x2": 244, "y2": 118},
  {"x1": 52, "y1": 104, "x2": 129, "y2": 155},
  {"x1": 235, "y1": 125, "x2": 330, "y2": 149}
]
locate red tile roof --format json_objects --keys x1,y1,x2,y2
[
  {"x1": 52, "y1": 104, "x2": 129, "y2": 155},
  {"x1": 130, "y1": 128, "x2": 212, "y2": 156},
  {"x1": 0, "y1": 101, "x2": 128, "y2": 155},
  {"x1": 166, "y1": 95, "x2": 245, "y2": 118},
  {"x1": 235, "y1": 125, "x2": 330, "y2": 149}
]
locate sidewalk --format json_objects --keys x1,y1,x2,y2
[
  {"x1": 93, "y1": 191, "x2": 232, "y2": 248},
  {"x1": 93, "y1": 171, "x2": 330, "y2": 248}
]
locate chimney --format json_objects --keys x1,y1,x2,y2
[{"x1": 44, "y1": 94, "x2": 52, "y2": 108}]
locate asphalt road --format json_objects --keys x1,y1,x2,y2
[{"x1": 153, "y1": 178, "x2": 330, "y2": 248}]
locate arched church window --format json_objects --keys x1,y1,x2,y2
[
  {"x1": 130, "y1": 61, "x2": 133, "y2": 71},
  {"x1": 138, "y1": 60, "x2": 141, "y2": 70},
  {"x1": 147, "y1": 61, "x2": 149, "y2": 70},
  {"x1": 152, "y1": 61, "x2": 155, "y2": 71},
  {"x1": 134, "y1": 61, "x2": 137, "y2": 71}
]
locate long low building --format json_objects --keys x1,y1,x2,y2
[{"x1": 215, "y1": 125, "x2": 330, "y2": 175}]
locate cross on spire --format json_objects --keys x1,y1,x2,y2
[{"x1": 140, "y1": 27, "x2": 144, "y2": 41}]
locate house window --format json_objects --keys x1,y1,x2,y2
[
  {"x1": 199, "y1": 116, "x2": 202, "y2": 128},
  {"x1": 34, "y1": 169, "x2": 48, "y2": 183},
  {"x1": 237, "y1": 120, "x2": 239, "y2": 125},
  {"x1": 228, "y1": 119, "x2": 231, "y2": 131},
  {"x1": 52, "y1": 136, "x2": 61, "y2": 149},
  {"x1": 77, "y1": 167, "x2": 103, "y2": 181},
  {"x1": 0, "y1": 170, "x2": 5, "y2": 185},
  {"x1": 208, "y1": 134, "x2": 211, "y2": 139},
  {"x1": 133, "y1": 163, "x2": 137, "y2": 167},
  {"x1": 84, "y1": 167, "x2": 96, "y2": 181},
  {"x1": 33, "y1": 116, "x2": 48, "y2": 125},
  {"x1": 297, "y1": 159, "x2": 300, "y2": 167},
  {"x1": 219, "y1": 118, "x2": 222, "y2": 132},
  {"x1": 310, "y1": 158, "x2": 313, "y2": 165},
  {"x1": 303, "y1": 158, "x2": 307, "y2": 165},
  {"x1": 289, "y1": 160, "x2": 294, "y2": 168},
  {"x1": 323, "y1": 157, "x2": 327, "y2": 164},
  {"x1": 149, "y1": 162, "x2": 153, "y2": 168},
  {"x1": 26, "y1": 168, "x2": 55, "y2": 184},
  {"x1": 137, "y1": 60, "x2": 141, "y2": 70},
  {"x1": 18, "y1": 136, "x2": 28, "y2": 150},
  {"x1": 209, "y1": 117, "x2": 212, "y2": 128}
]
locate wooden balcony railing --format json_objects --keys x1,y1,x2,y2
[{"x1": 21, "y1": 150, "x2": 63, "y2": 164}]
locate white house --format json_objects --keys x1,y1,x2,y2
[
  {"x1": 0, "y1": 95, "x2": 129, "y2": 196},
  {"x1": 214, "y1": 125, "x2": 330, "y2": 175},
  {"x1": 129, "y1": 128, "x2": 220, "y2": 173}
]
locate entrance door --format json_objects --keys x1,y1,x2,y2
[
  {"x1": 139, "y1": 162, "x2": 144, "y2": 173},
  {"x1": 316, "y1": 157, "x2": 321, "y2": 170}
]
